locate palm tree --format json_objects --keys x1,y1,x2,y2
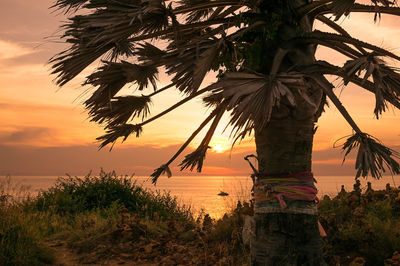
[{"x1": 50, "y1": 0, "x2": 400, "y2": 264}]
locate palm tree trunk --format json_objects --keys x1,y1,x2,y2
[{"x1": 251, "y1": 114, "x2": 325, "y2": 265}]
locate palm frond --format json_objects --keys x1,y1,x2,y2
[
  {"x1": 340, "y1": 54, "x2": 400, "y2": 118},
  {"x1": 84, "y1": 61, "x2": 158, "y2": 109},
  {"x1": 204, "y1": 72, "x2": 314, "y2": 136},
  {"x1": 151, "y1": 107, "x2": 221, "y2": 184},
  {"x1": 150, "y1": 164, "x2": 172, "y2": 184},
  {"x1": 326, "y1": 0, "x2": 397, "y2": 21},
  {"x1": 51, "y1": 0, "x2": 90, "y2": 13},
  {"x1": 317, "y1": 2, "x2": 400, "y2": 22},
  {"x1": 348, "y1": 3, "x2": 400, "y2": 18},
  {"x1": 341, "y1": 133, "x2": 400, "y2": 178},
  {"x1": 139, "y1": 87, "x2": 211, "y2": 127},
  {"x1": 88, "y1": 96, "x2": 151, "y2": 128},
  {"x1": 165, "y1": 38, "x2": 224, "y2": 94},
  {"x1": 294, "y1": 31, "x2": 400, "y2": 62},
  {"x1": 331, "y1": 0, "x2": 356, "y2": 20},
  {"x1": 50, "y1": 0, "x2": 169, "y2": 85},
  {"x1": 178, "y1": 0, "x2": 216, "y2": 23},
  {"x1": 179, "y1": 107, "x2": 225, "y2": 172},
  {"x1": 316, "y1": 15, "x2": 367, "y2": 55},
  {"x1": 180, "y1": 146, "x2": 209, "y2": 172},
  {"x1": 135, "y1": 42, "x2": 166, "y2": 65},
  {"x1": 299, "y1": 60, "x2": 400, "y2": 110},
  {"x1": 97, "y1": 124, "x2": 142, "y2": 150}
]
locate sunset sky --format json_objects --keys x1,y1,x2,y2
[{"x1": 0, "y1": 0, "x2": 399, "y2": 178}]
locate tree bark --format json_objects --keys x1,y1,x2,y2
[{"x1": 251, "y1": 97, "x2": 325, "y2": 265}]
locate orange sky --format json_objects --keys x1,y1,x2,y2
[{"x1": 0, "y1": 0, "x2": 399, "y2": 178}]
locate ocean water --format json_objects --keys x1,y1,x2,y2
[{"x1": 2, "y1": 175, "x2": 399, "y2": 218}]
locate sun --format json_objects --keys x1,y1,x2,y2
[{"x1": 210, "y1": 136, "x2": 229, "y2": 153}]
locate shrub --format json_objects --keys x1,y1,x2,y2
[
  {"x1": 319, "y1": 187, "x2": 400, "y2": 265},
  {"x1": 34, "y1": 170, "x2": 193, "y2": 222}
]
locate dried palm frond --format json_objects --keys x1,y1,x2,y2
[
  {"x1": 297, "y1": 31, "x2": 400, "y2": 62},
  {"x1": 178, "y1": 0, "x2": 216, "y2": 23},
  {"x1": 165, "y1": 38, "x2": 223, "y2": 94},
  {"x1": 300, "y1": 60, "x2": 400, "y2": 110},
  {"x1": 341, "y1": 54, "x2": 383, "y2": 84},
  {"x1": 180, "y1": 107, "x2": 225, "y2": 172},
  {"x1": 151, "y1": 107, "x2": 221, "y2": 184},
  {"x1": 135, "y1": 42, "x2": 166, "y2": 65},
  {"x1": 340, "y1": 54, "x2": 400, "y2": 118},
  {"x1": 84, "y1": 61, "x2": 158, "y2": 109},
  {"x1": 331, "y1": 0, "x2": 356, "y2": 20},
  {"x1": 341, "y1": 132, "x2": 400, "y2": 178},
  {"x1": 330, "y1": 0, "x2": 397, "y2": 21},
  {"x1": 51, "y1": 0, "x2": 90, "y2": 13},
  {"x1": 370, "y1": 0, "x2": 398, "y2": 21},
  {"x1": 136, "y1": 0, "x2": 171, "y2": 35},
  {"x1": 204, "y1": 72, "x2": 313, "y2": 136},
  {"x1": 150, "y1": 164, "x2": 172, "y2": 183},
  {"x1": 51, "y1": 0, "x2": 169, "y2": 85},
  {"x1": 97, "y1": 124, "x2": 142, "y2": 150},
  {"x1": 180, "y1": 146, "x2": 209, "y2": 172},
  {"x1": 88, "y1": 96, "x2": 151, "y2": 128}
]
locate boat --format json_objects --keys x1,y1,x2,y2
[{"x1": 217, "y1": 191, "x2": 229, "y2": 196}]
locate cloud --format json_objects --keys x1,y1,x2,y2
[
  {"x1": 2, "y1": 142, "x2": 396, "y2": 177},
  {"x1": 3, "y1": 127, "x2": 52, "y2": 143},
  {"x1": 0, "y1": 40, "x2": 35, "y2": 60}
]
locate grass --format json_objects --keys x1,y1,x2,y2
[
  {"x1": 1, "y1": 171, "x2": 400, "y2": 265},
  {"x1": 0, "y1": 176, "x2": 56, "y2": 265},
  {"x1": 0, "y1": 171, "x2": 250, "y2": 265}
]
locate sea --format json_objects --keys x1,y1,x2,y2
[{"x1": 1, "y1": 175, "x2": 399, "y2": 218}]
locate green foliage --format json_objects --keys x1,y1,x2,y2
[
  {"x1": 0, "y1": 171, "x2": 195, "y2": 265},
  {"x1": 34, "y1": 170, "x2": 193, "y2": 222},
  {"x1": 0, "y1": 203, "x2": 55, "y2": 265},
  {"x1": 319, "y1": 186, "x2": 400, "y2": 265}
]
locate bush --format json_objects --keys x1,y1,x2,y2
[
  {"x1": 319, "y1": 187, "x2": 400, "y2": 265},
  {"x1": 34, "y1": 170, "x2": 193, "y2": 222}
]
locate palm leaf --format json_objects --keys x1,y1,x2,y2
[
  {"x1": 329, "y1": 0, "x2": 397, "y2": 21},
  {"x1": 331, "y1": 0, "x2": 356, "y2": 20},
  {"x1": 151, "y1": 108, "x2": 221, "y2": 184},
  {"x1": 180, "y1": 107, "x2": 225, "y2": 172},
  {"x1": 179, "y1": 0, "x2": 216, "y2": 23},
  {"x1": 180, "y1": 146, "x2": 209, "y2": 172},
  {"x1": 340, "y1": 54, "x2": 400, "y2": 118},
  {"x1": 150, "y1": 164, "x2": 172, "y2": 183},
  {"x1": 341, "y1": 133, "x2": 400, "y2": 178},
  {"x1": 88, "y1": 96, "x2": 151, "y2": 128},
  {"x1": 51, "y1": 0, "x2": 90, "y2": 13},
  {"x1": 135, "y1": 42, "x2": 166, "y2": 65},
  {"x1": 84, "y1": 61, "x2": 158, "y2": 109},
  {"x1": 97, "y1": 124, "x2": 143, "y2": 150},
  {"x1": 165, "y1": 38, "x2": 223, "y2": 94},
  {"x1": 51, "y1": 0, "x2": 169, "y2": 85},
  {"x1": 294, "y1": 31, "x2": 400, "y2": 62},
  {"x1": 204, "y1": 72, "x2": 314, "y2": 136}
]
